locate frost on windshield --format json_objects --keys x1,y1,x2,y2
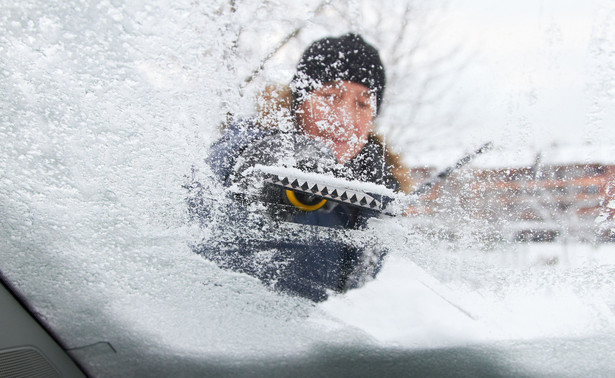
[{"x1": 1, "y1": 0, "x2": 615, "y2": 376}]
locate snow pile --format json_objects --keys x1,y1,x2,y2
[{"x1": 319, "y1": 217, "x2": 615, "y2": 347}]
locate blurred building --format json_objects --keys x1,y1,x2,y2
[{"x1": 408, "y1": 163, "x2": 615, "y2": 243}]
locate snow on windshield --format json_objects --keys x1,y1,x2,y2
[{"x1": 1, "y1": 0, "x2": 615, "y2": 376}]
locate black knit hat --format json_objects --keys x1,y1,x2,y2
[{"x1": 291, "y1": 33, "x2": 386, "y2": 113}]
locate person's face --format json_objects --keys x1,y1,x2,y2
[{"x1": 296, "y1": 81, "x2": 376, "y2": 163}]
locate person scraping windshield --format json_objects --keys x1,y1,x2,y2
[{"x1": 188, "y1": 33, "x2": 409, "y2": 302}]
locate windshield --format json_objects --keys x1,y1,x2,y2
[{"x1": 1, "y1": 0, "x2": 615, "y2": 376}]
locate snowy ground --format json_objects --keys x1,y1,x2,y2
[
  {"x1": 2, "y1": 1, "x2": 615, "y2": 376},
  {"x1": 324, "y1": 240, "x2": 615, "y2": 347}
]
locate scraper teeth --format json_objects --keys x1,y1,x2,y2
[{"x1": 264, "y1": 172, "x2": 385, "y2": 211}]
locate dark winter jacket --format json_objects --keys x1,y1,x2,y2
[{"x1": 192, "y1": 119, "x2": 400, "y2": 301}]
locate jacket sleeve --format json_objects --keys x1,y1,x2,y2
[{"x1": 207, "y1": 120, "x2": 271, "y2": 187}]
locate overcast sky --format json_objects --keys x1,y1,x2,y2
[{"x1": 420, "y1": 0, "x2": 615, "y2": 165}]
